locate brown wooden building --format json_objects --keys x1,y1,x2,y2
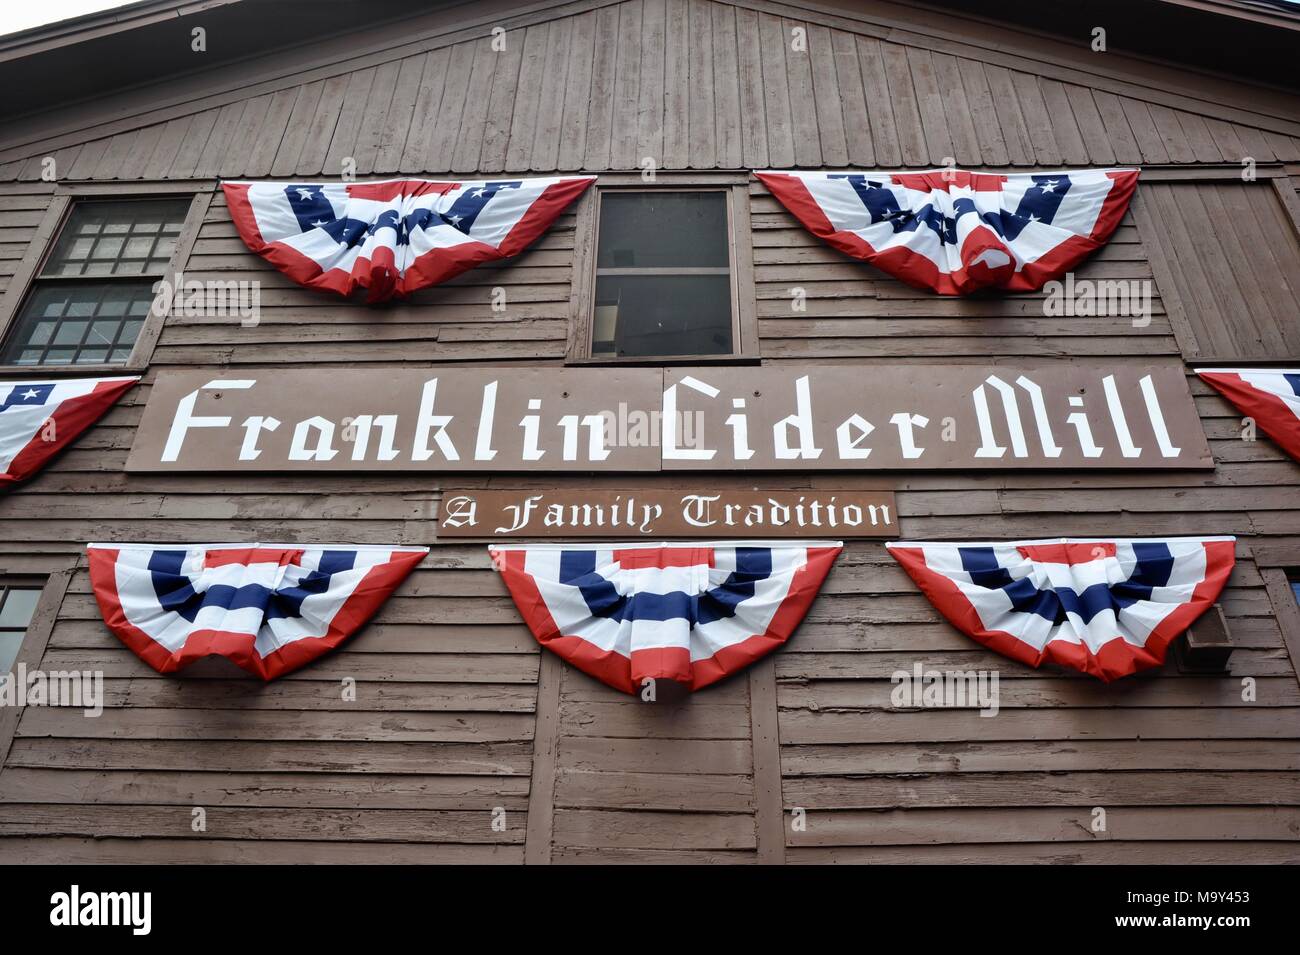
[{"x1": 0, "y1": 0, "x2": 1298, "y2": 864}]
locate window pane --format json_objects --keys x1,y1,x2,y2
[
  {"x1": 43, "y1": 198, "x2": 189, "y2": 278},
  {"x1": 1, "y1": 281, "x2": 154, "y2": 365},
  {"x1": 0, "y1": 588, "x2": 41, "y2": 629},
  {"x1": 53, "y1": 320, "x2": 87, "y2": 345},
  {"x1": 597, "y1": 192, "x2": 729, "y2": 269},
  {"x1": 98, "y1": 288, "x2": 132, "y2": 316},
  {"x1": 88, "y1": 320, "x2": 120, "y2": 345},
  {"x1": 37, "y1": 288, "x2": 72, "y2": 317},
  {"x1": 0, "y1": 633, "x2": 23, "y2": 676},
  {"x1": 594, "y1": 274, "x2": 732, "y2": 357},
  {"x1": 124, "y1": 235, "x2": 155, "y2": 259}
]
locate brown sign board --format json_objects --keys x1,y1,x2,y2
[
  {"x1": 126, "y1": 363, "x2": 1212, "y2": 472},
  {"x1": 437, "y1": 489, "x2": 899, "y2": 538}
]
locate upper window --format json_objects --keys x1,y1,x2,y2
[
  {"x1": 589, "y1": 190, "x2": 735, "y2": 359},
  {"x1": 0, "y1": 583, "x2": 42, "y2": 675},
  {"x1": 1, "y1": 198, "x2": 190, "y2": 367}
]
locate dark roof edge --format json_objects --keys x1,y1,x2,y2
[
  {"x1": 1154, "y1": 0, "x2": 1300, "y2": 31},
  {"x1": 0, "y1": 0, "x2": 243, "y2": 59}
]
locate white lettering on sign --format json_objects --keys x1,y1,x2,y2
[
  {"x1": 135, "y1": 365, "x2": 1209, "y2": 472},
  {"x1": 162, "y1": 379, "x2": 254, "y2": 461}
]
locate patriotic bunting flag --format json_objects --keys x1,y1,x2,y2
[
  {"x1": 491, "y1": 541, "x2": 842, "y2": 693},
  {"x1": 755, "y1": 167, "x2": 1139, "y2": 295},
  {"x1": 1, "y1": 376, "x2": 138, "y2": 489},
  {"x1": 88, "y1": 543, "x2": 427, "y2": 680},
  {"x1": 222, "y1": 176, "x2": 594, "y2": 302},
  {"x1": 1196, "y1": 368, "x2": 1300, "y2": 464},
  {"x1": 887, "y1": 537, "x2": 1235, "y2": 681}
]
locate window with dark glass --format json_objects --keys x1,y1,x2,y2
[
  {"x1": 1, "y1": 199, "x2": 189, "y2": 366},
  {"x1": 592, "y1": 191, "x2": 733, "y2": 358},
  {"x1": 0, "y1": 583, "x2": 42, "y2": 675}
]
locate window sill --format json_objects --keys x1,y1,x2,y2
[
  {"x1": 0, "y1": 363, "x2": 145, "y2": 378},
  {"x1": 565, "y1": 353, "x2": 762, "y2": 367}
]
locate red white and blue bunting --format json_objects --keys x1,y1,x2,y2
[
  {"x1": 755, "y1": 167, "x2": 1139, "y2": 295},
  {"x1": 491, "y1": 541, "x2": 842, "y2": 693},
  {"x1": 1, "y1": 376, "x2": 138, "y2": 489},
  {"x1": 88, "y1": 543, "x2": 427, "y2": 680},
  {"x1": 887, "y1": 537, "x2": 1234, "y2": 681},
  {"x1": 223, "y1": 176, "x2": 594, "y2": 303},
  {"x1": 1196, "y1": 368, "x2": 1300, "y2": 464}
]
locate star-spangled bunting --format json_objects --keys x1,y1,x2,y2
[
  {"x1": 755, "y1": 167, "x2": 1139, "y2": 295},
  {"x1": 1196, "y1": 368, "x2": 1300, "y2": 464},
  {"x1": 222, "y1": 176, "x2": 594, "y2": 302},
  {"x1": 88, "y1": 543, "x2": 428, "y2": 680},
  {"x1": 887, "y1": 537, "x2": 1235, "y2": 681},
  {"x1": 0, "y1": 376, "x2": 138, "y2": 489},
  {"x1": 491, "y1": 541, "x2": 842, "y2": 693}
]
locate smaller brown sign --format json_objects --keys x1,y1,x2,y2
[{"x1": 437, "y1": 488, "x2": 898, "y2": 538}]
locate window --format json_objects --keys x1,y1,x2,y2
[
  {"x1": 1, "y1": 198, "x2": 190, "y2": 366},
  {"x1": 570, "y1": 182, "x2": 757, "y2": 362},
  {"x1": 0, "y1": 583, "x2": 42, "y2": 675},
  {"x1": 593, "y1": 191, "x2": 733, "y2": 358}
]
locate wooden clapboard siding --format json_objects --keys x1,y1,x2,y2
[
  {"x1": 0, "y1": 0, "x2": 1298, "y2": 865},
  {"x1": 1137, "y1": 179, "x2": 1300, "y2": 361},
  {"x1": 2, "y1": 0, "x2": 1300, "y2": 178},
  {"x1": 0, "y1": 184, "x2": 55, "y2": 299}
]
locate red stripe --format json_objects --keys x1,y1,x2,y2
[
  {"x1": 1, "y1": 377, "x2": 138, "y2": 489},
  {"x1": 629, "y1": 646, "x2": 693, "y2": 685},
  {"x1": 889, "y1": 539, "x2": 1234, "y2": 682},
  {"x1": 1016, "y1": 542, "x2": 1117, "y2": 564},
  {"x1": 890, "y1": 170, "x2": 1009, "y2": 192},
  {"x1": 1198, "y1": 371, "x2": 1300, "y2": 464},
  {"x1": 612, "y1": 546, "x2": 715, "y2": 569},
  {"x1": 364, "y1": 244, "x2": 400, "y2": 304},
  {"x1": 345, "y1": 179, "x2": 460, "y2": 201},
  {"x1": 203, "y1": 547, "x2": 305, "y2": 568},
  {"x1": 494, "y1": 544, "x2": 842, "y2": 693},
  {"x1": 88, "y1": 546, "x2": 425, "y2": 680}
]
